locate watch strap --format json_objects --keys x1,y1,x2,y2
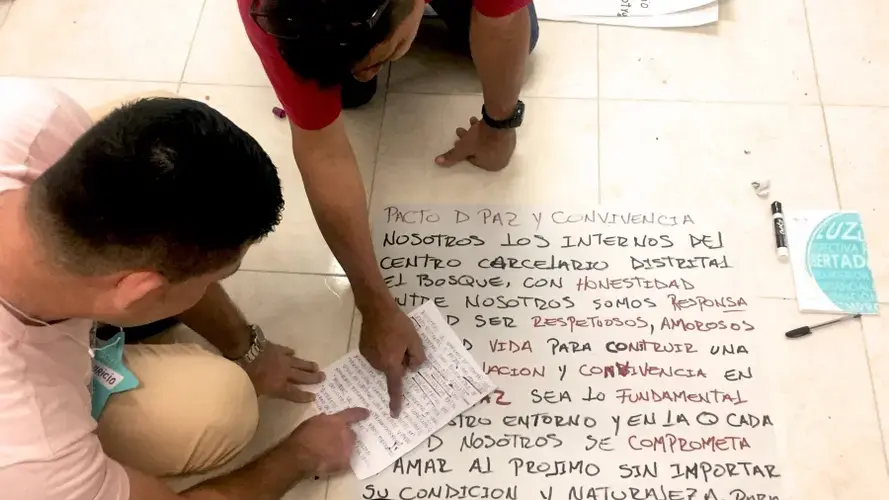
[
  {"x1": 481, "y1": 100, "x2": 525, "y2": 129},
  {"x1": 228, "y1": 324, "x2": 267, "y2": 367}
]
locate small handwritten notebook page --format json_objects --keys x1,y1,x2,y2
[{"x1": 314, "y1": 303, "x2": 496, "y2": 480}]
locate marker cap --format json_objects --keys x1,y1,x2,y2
[{"x1": 777, "y1": 247, "x2": 789, "y2": 261}]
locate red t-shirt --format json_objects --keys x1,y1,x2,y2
[{"x1": 238, "y1": 0, "x2": 531, "y2": 130}]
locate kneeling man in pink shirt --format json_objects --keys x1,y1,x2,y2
[{"x1": 0, "y1": 79, "x2": 367, "y2": 500}]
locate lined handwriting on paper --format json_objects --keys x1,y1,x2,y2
[{"x1": 314, "y1": 303, "x2": 495, "y2": 480}]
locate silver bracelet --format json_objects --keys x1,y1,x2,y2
[{"x1": 227, "y1": 324, "x2": 267, "y2": 367}]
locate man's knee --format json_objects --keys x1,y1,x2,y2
[
  {"x1": 528, "y1": 2, "x2": 540, "y2": 53},
  {"x1": 431, "y1": 0, "x2": 540, "y2": 54},
  {"x1": 97, "y1": 343, "x2": 259, "y2": 476}
]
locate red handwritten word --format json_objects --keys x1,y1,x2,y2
[
  {"x1": 480, "y1": 389, "x2": 512, "y2": 406},
  {"x1": 532, "y1": 315, "x2": 649, "y2": 332},
  {"x1": 628, "y1": 434, "x2": 751, "y2": 453},
  {"x1": 615, "y1": 388, "x2": 748, "y2": 405},
  {"x1": 668, "y1": 294, "x2": 748, "y2": 313},
  {"x1": 660, "y1": 317, "x2": 755, "y2": 332},
  {"x1": 579, "y1": 362, "x2": 707, "y2": 379}
]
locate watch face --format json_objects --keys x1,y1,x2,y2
[{"x1": 512, "y1": 101, "x2": 525, "y2": 126}]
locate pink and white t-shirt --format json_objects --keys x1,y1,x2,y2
[{"x1": 0, "y1": 79, "x2": 130, "y2": 499}]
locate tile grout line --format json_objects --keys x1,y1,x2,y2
[
  {"x1": 383, "y1": 90, "x2": 886, "y2": 108},
  {"x1": 345, "y1": 309, "x2": 358, "y2": 352},
  {"x1": 0, "y1": 3, "x2": 12, "y2": 31},
  {"x1": 0, "y1": 73, "x2": 279, "y2": 89},
  {"x1": 340, "y1": 66, "x2": 392, "y2": 356},
  {"x1": 328, "y1": 89, "x2": 889, "y2": 108},
  {"x1": 318, "y1": 68, "x2": 394, "y2": 500},
  {"x1": 857, "y1": 317, "x2": 889, "y2": 477},
  {"x1": 800, "y1": 0, "x2": 842, "y2": 209},
  {"x1": 321, "y1": 471, "x2": 332, "y2": 500},
  {"x1": 319, "y1": 25, "x2": 383, "y2": 500},
  {"x1": 798, "y1": 1, "x2": 887, "y2": 471},
  {"x1": 237, "y1": 268, "x2": 346, "y2": 278},
  {"x1": 866, "y1": 346, "x2": 889, "y2": 478},
  {"x1": 4, "y1": 75, "x2": 885, "y2": 109},
  {"x1": 177, "y1": 0, "x2": 209, "y2": 88},
  {"x1": 0, "y1": 0, "x2": 20, "y2": 31},
  {"x1": 595, "y1": 25, "x2": 601, "y2": 204},
  {"x1": 364, "y1": 64, "x2": 392, "y2": 215}
]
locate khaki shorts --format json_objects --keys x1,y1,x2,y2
[{"x1": 96, "y1": 339, "x2": 259, "y2": 476}]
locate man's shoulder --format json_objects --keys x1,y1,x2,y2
[
  {"x1": 0, "y1": 385, "x2": 127, "y2": 500},
  {"x1": 235, "y1": 0, "x2": 342, "y2": 130},
  {"x1": 0, "y1": 78, "x2": 93, "y2": 174},
  {"x1": 0, "y1": 317, "x2": 97, "y2": 465},
  {"x1": 0, "y1": 317, "x2": 128, "y2": 499}
]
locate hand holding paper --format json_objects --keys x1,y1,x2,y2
[
  {"x1": 286, "y1": 408, "x2": 370, "y2": 476},
  {"x1": 314, "y1": 303, "x2": 495, "y2": 479}
]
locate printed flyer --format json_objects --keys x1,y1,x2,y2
[{"x1": 787, "y1": 211, "x2": 878, "y2": 314}]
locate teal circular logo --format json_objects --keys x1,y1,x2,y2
[{"x1": 806, "y1": 212, "x2": 877, "y2": 313}]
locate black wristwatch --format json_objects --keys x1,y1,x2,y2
[{"x1": 481, "y1": 100, "x2": 525, "y2": 129}]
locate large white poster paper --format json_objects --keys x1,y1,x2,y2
[{"x1": 359, "y1": 205, "x2": 782, "y2": 500}]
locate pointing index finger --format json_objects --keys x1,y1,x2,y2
[
  {"x1": 334, "y1": 407, "x2": 371, "y2": 424},
  {"x1": 385, "y1": 366, "x2": 405, "y2": 418}
]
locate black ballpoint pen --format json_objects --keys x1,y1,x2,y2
[{"x1": 785, "y1": 314, "x2": 862, "y2": 339}]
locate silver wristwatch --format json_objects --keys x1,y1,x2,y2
[{"x1": 228, "y1": 324, "x2": 267, "y2": 367}]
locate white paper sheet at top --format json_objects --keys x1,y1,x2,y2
[
  {"x1": 535, "y1": 0, "x2": 713, "y2": 18},
  {"x1": 542, "y1": 2, "x2": 718, "y2": 28},
  {"x1": 313, "y1": 303, "x2": 496, "y2": 480}
]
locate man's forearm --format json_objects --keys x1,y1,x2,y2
[
  {"x1": 309, "y1": 186, "x2": 390, "y2": 314},
  {"x1": 470, "y1": 6, "x2": 530, "y2": 118},
  {"x1": 180, "y1": 438, "x2": 308, "y2": 500},
  {"x1": 291, "y1": 119, "x2": 393, "y2": 316},
  {"x1": 124, "y1": 438, "x2": 308, "y2": 500},
  {"x1": 177, "y1": 282, "x2": 252, "y2": 359}
]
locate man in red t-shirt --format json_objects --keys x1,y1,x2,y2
[{"x1": 238, "y1": 0, "x2": 537, "y2": 416}]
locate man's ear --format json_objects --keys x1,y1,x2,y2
[{"x1": 112, "y1": 271, "x2": 166, "y2": 311}]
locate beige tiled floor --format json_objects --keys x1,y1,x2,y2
[
  {"x1": 3, "y1": 0, "x2": 889, "y2": 498},
  {"x1": 599, "y1": 0, "x2": 818, "y2": 104}
]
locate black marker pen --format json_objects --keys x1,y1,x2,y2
[{"x1": 771, "y1": 201, "x2": 788, "y2": 261}]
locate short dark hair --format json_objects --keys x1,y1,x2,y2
[
  {"x1": 27, "y1": 97, "x2": 284, "y2": 283},
  {"x1": 272, "y1": 0, "x2": 399, "y2": 87}
]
